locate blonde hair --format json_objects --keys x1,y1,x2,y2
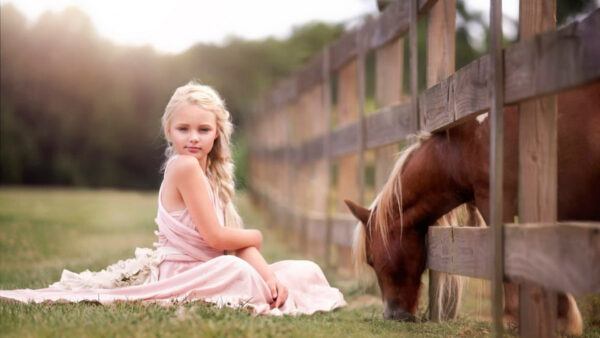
[{"x1": 161, "y1": 80, "x2": 244, "y2": 229}]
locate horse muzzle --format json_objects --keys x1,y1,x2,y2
[{"x1": 383, "y1": 305, "x2": 417, "y2": 322}]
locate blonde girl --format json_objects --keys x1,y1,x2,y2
[{"x1": 160, "y1": 81, "x2": 288, "y2": 308}]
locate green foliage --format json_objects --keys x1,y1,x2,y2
[{"x1": 0, "y1": 5, "x2": 343, "y2": 189}]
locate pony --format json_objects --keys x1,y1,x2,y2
[{"x1": 345, "y1": 82, "x2": 600, "y2": 335}]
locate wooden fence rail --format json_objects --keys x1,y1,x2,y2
[
  {"x1": 247, "y1": 1, "x2": 600, "y2": 336},
  {"x1": 428, "y1": 223, "x2": 600, "y2": 295}
]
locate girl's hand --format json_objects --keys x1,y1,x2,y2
[{"x1": 267, "y1": 278, "x2": 288, "y2": 309}]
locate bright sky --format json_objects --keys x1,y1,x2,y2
[
  {"x1": 2, "y1": 0, "x2": 378, "y2": 54},
  {"x1": 2, "y1": 0, "x2": 524, "y2": 54}
]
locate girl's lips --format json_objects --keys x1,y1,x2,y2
[{"x1": 186, "y1": 147, "x2": 201, "y2": 152}]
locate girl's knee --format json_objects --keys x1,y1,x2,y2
[
  {"x1": 293, "y1": 260, "x2": 321, "y2": 273},
  {"x1": 219, "y1": 255, "x2": 256, "y2": 274}
]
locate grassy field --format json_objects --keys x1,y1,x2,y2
[{"x1": 0, "y1": 187, "x2": 596, "y2": 337}]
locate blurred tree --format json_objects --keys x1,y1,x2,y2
[{"x1": 0, "y1": 5, "x2": 342, "y2": 189}]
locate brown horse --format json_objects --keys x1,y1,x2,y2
[{"x1": 345, "y1": 82, "x2": 600, "y2": 335}]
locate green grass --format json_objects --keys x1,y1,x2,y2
[{"x1": 0, "y1": 187, "x2": 597, "y2": 337}]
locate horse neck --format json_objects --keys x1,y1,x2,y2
[{"x1": 398, "y1": 129, "x2": 473, "y2": 229}]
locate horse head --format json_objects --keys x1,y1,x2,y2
[
  {"x1": 344, "y1": 132, "x2": 473, "y2": 322},
  {"x1": 345, "y1": 199, "x2": 426, "y2": 322}
]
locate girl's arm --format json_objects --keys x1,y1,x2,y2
[
  {"x1": 170, "y1": 155, "x2": 262, "y2": 251},
  {"x1": 235, "y1": 246, "x2": 288, "y2": 308}
]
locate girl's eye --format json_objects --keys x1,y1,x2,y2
[{"x1": 178, "y1": 127, "x2": 187, "y2": 131}]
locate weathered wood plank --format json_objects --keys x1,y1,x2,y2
[
  {"x1": 419, "y1": 76, "x2": 455, "y2": 132},
  {"x1": 409, "y1": 0, "x2": 419, "y2": 132},
  {"x1": 335, "y1": 58, "x2": 360, "y2": 267},
  {"x1": 331, "y1": 0, "x2": 438, "y2": 71},
  {"x1": 303, "y1": 210, "x2": 328, "y2": 258},
  {"x1": 287, "y1": 98, "x2": 304, "y2": 251},
  {"x1": 426, "y1": 0, "x2": 455, "y2": 88},
  {"x1": 505, "y1": 223, "x2": 600, "y2": 295},
  {"x1": 427, "y1": 226, "x2": 492, "y2": 279},
  {"x1": 330, "y1": 215, "x2": 357, "y2": 247},
  {"x1": 369, "y1": 0, "x2": 437, "y2": 49},
  {"x1": 302, "y1": 136, "x2": 326, "y2": 163},
  {"x1": 421, "y1": 9, "x2": 600, "y2": 132},
  {"x1": 265, "y1": 78, "x2": 297, "y2": 114},
  {"x1": 426, "y1": 0, "x2": 456, "y2": 323},
  {"x1": 330, "y1": 123, "x2": 360, "y2": 157},
  {"x1": 427, "y1": 223, "x2": 600, "y2": 295},
  {"x1": 374, "y1": 36, "x2": 406, "y2": 191},
  {"x1": 322, "y1": 47, "x2": 334, "y2": 267},
  {"x1": 517, "y1": 1, "x2": 559, "y2": 336},
  {"x1": 505, "y1": 9, "x2": 600, "y2": 106},
  {"x1": 287, "y1": 144, "x2": 299, "y2": 164},
  {"x1": 305, "y1": 216, "x2": 328, "y2": 241},
  {"x1": 331, "y1": 30, "x2": 358, "y2": 72},
  {"x1": 370, "y1": 0, "x2": 409, "y2": 50},
  {"x1": 263, "y1": 102, "x2": 411, "y2": 162},
  {"x1": 301, "y1": 83, "x2": 327, "y2": 256},
  {"x1": 297, "y1": 54, "x2": 324, "y2": 95},
  {"x1": 452, "y1": 55, "x2": 490, "y2": 121},
  {"x1": 489, "y1": 0, "x2": 504, "y2": 334},
  {"x1": 356, "y1": 21, "x2": 371, "y2": 206},
  {"x1": 334, "y1": 62, "x2": 361, "y2": 266},
  {"x1": 375, "y1": 38, "x2": 406, "y2": 108}
]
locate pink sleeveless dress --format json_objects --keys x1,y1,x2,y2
[{"x1": 0, "y1": 157, "x2": 346, "y2": 316}]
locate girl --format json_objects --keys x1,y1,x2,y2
[{"x1": 0, "y1": 81, "x2": 346, "y2": 315}]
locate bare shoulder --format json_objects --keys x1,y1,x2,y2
[
  {"x1": 169, "y1": 155, "x2": 201, "y2": 171},
  {"x1": 166, "y1": 156, "x2": 204, "y2": 181}
]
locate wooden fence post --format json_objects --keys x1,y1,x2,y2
[
  {"x1": 284, "y1": 104, "x2": 293, "y2": 237},
  {"x1": 296, "y1": 89, "x2": 308, "y2": 254},
  {"x1": 323, "y1": 48, "x2": 333, "y2": 267},
  {"x1": 518, "y1": 1, "x2": 559, "y2": 337},
  {"x1": 426, "y1": 0, "x2": 456, "y2": 322},
  {"x1": 409, "y1": 0, "x2": 419, "y2": 132},
  {"x1": 303, "y1": 83, "x2": 328, "y2": 259},
  {"x1": 357, "y1": 25, "x2": 368, "y2": 207},
  {"x1": 490, "y1": 0, "x2": 505, "y2": 335},
  {"x1": 374, "y1": 37, "x2": 405, "y2": 191},
  {"x1": 336, "y1": 57, "x2": 360, "y2": 269},
  {"x1": 288, "y1": 88, "x2": 303, "y2": 252}
]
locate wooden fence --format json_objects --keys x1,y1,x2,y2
[{"x1": 247, "y1": 0, "x2": 600, "y2": 336}]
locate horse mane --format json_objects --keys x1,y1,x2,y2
[
  {"x1": 351, "y1": 131, "x2": 486, "y2": 273},
  {"x1": 352, "y1": 132, "x2": 431, "y2": 271}
]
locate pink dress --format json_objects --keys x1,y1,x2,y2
[{"x1": 0, "y1": 160, "x2": 346, "y2": 315}]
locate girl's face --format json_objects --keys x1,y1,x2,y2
[{"x1": 167, "y1": 104, "x2": 219, "y2": 165}]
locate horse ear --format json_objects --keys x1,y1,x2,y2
[{"x1": 344, "y1": 199, "x2": 370, "y2": 225}]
